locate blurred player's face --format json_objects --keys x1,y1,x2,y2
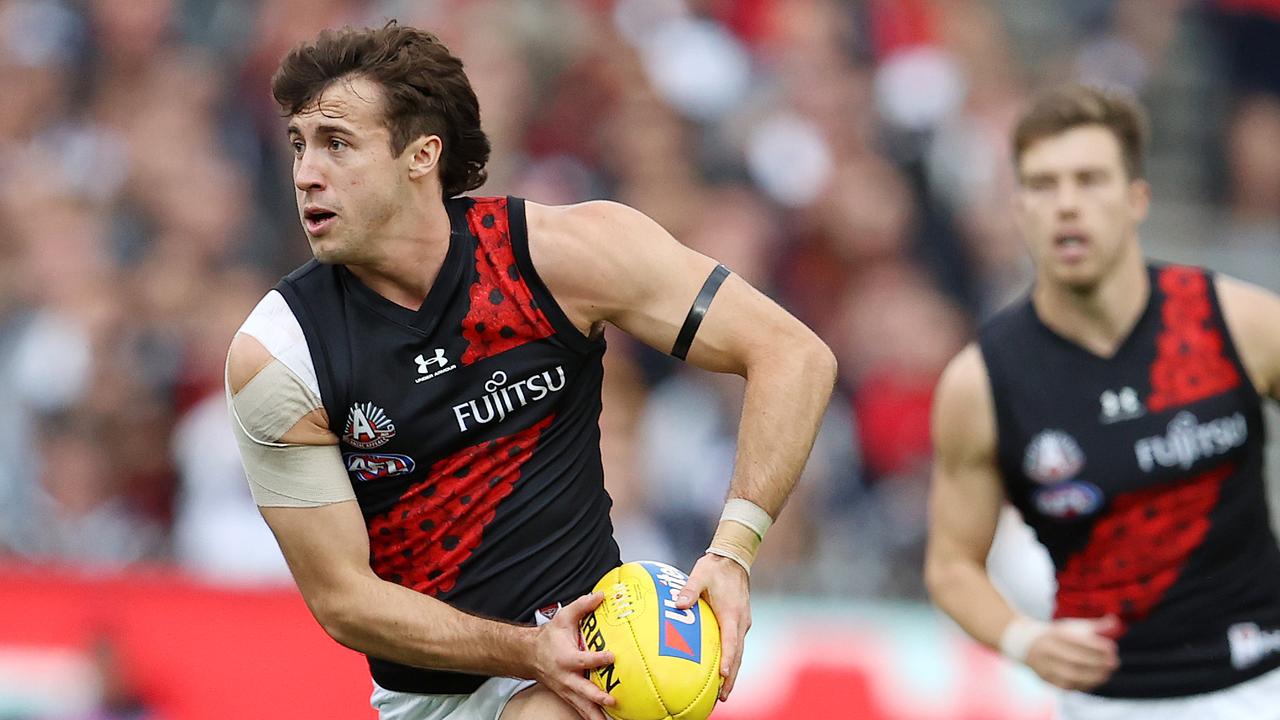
[
  {"x1": 1015, "y1": 125, "x2": 1150, "y2": 292},
  {"x1": 288, "y1": 76, "x2": 414, "y2": 264}
]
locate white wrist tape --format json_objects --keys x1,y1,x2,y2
[
  {"x1": 705, "y1": 546, "x2": 753, "y2": 576},
  {"x1": 999, "y1": 616, "x2": 1049, "y2": 663},
  {"x1": 720, "y1": 498, "x2": 773, "y2": 539},
  {"x1": 705, "y1": 499, "x2": 774, "y2": 575}
]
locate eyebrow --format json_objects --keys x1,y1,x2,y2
[{"x1": 286, "y1": 123, "x2": 356, "y2": 138}]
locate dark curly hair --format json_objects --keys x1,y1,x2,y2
[{"x1": 272, "y1": 21, "x2": 490, "y2": 197}]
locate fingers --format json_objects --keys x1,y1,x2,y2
[
  {"x1": 1092, "y1": 614, "x2": 1123, "y2": 639},
  {"x1": 718, "y1": 612, "x2": 750, "y2": 701},
  {"x1": 562, "y1": 592, "x2": 605, "y2": 621},
  {"x1": 572, "y1": 650, "x2": 615, "y2": 671},
  {"x1": 675, "y1": 572, "x2": 706, "y2": 610}
]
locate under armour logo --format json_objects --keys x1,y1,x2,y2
[{"x1": 416, "y1": 349, "x2": 449, "y2": 374}]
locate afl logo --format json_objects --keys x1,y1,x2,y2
[
  {"x1": 344, "y1": 402, "x2": 396, "y2": 450},
  {"x1": 344, "y1": 453, "x2": 415, "y2": 482},
  {"x1": 1023, "y1": 430, "x2": 1085, "y2": 485}
]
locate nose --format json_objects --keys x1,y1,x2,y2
[
  {"x1": 1055, "y1": 181, "x2": 1080, "y2": 218},
  {"x1": 294, "y1": 148, "x2": 326, "y2": 193}
]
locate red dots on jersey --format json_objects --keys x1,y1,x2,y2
[
  {"x1": 460, "y1": 198, "x2": 554, "y2": 364},
  {"x1": 1147, "y1": 267, "x2": 1240, "y2": 413},
  {"x1": 1054, "y1": 464, "x2": 1230, "y2": 629},
  {"x1": 367, "y1": 415, "x2": 555, "y2": 596}
]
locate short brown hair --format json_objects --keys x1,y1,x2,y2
[
  {"x1": 271, "y1": 21, "x2": 490, "y2": 197},
  {"x1": 1013, "y1": 84, "x2": 1148, "y2": 179}
]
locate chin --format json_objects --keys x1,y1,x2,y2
[
  {"x1": 1046, "y1": 262, "x2": 1103, "y2": 293},
  {"x1": 309, "y1": 238, "x2": 352, "y2": 265}
]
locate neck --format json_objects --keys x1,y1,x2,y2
[
  {"x1": 1032, "y1": 244, "x2": 1148, "y2": 358},
  {"x1": 346, "y1": 197, "x2": 452, "y2": 309}
]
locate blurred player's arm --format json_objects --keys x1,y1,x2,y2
[
  {"x1": 527, "y1": 200, "x2": 838, "y2": 700},
  {"x1": 225, "y1": 332, "x2": 614, "y2": 715},
  {"x1": 1216, "y1": 275, "x2": 1280, "y2": 403},
  {"x1": 925, "y1": 345, "x2": 1118, "y2": 691}
]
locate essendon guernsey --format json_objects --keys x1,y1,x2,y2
[
  {"x1": 979, "y1": 264, "x2": 1280, "y2": 698},
  {"x1": 276, "y1": 196, "x2": 620, "y2": 694}
]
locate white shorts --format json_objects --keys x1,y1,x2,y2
[
  {"x1": 1059, "y1": 666, "x2": 1280, "y2": 720},
  {"x1": 370, "y1": 677, "x2": 536, "y2": 720}
]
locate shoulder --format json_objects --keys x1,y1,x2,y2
[
  {"x1": 1214, "y1": 273, "x2": 1280, "y2": 396},
  {"x1": 1214, "y1": 272, "x2": 1280, "y2": 323},
  {"x1": 229, "y1": 290, "x2": 320, "y2": 397},
  {"x1": 523, "y1": 200, "x2": 687, "y2": 316},
  {"x1": 932, "y1": 344, "x2": 997, "y2": 463},
  {"x1": 524, "y1": 200, "x2": 658, "y2": 266}
]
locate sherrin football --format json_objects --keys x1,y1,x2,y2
[{"x1": 579, "y1": 561, "x2": 722, "y2": 720}]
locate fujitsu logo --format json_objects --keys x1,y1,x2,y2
[
  {"x1": 451, "y1": 367, "x2": 566, "y2": 432},
  {"x1": 1133, "y1": 411, "x2": 1247, "y2": 473}
]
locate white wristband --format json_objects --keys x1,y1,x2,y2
[
  {"x1": 999, "y1": 617, "x2": 1049, "y2": 663},
  {"x1": 720, "y1": 498, "x2": 773, "y2": 540}
]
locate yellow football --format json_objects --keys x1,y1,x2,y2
[{"x1": 579, "y1": 561, "x2": 722, "y2": 720}]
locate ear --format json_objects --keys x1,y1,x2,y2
[
  {"x1": 406, "y1": 135, "x2": 443, "y2": 180},
  {"x1": 1128, "y1": 178, "x2": 1151, "y2": 222}
]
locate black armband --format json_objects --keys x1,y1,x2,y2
[{"x1": 671, "y1": 264, "x2": 730, "y2": 360}]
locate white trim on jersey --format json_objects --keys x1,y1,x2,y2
[{"x1": 238, "y1": 290, "x2": 321, "y2": 399}]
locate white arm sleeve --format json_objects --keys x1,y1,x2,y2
[{"x1": 227, "y1": 291, "x2": 355, "y2": 508}]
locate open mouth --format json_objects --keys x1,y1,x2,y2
[{"x1": 303, "y1": 208, "x2": 338, "y2": 234}]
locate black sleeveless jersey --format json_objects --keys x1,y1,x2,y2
[
  {"x1": 979, "y1": 264, "x2": 1280, "y2": 698},
  {"x1": 275, "y1": 196, "x2": 620, "y2": 694}
]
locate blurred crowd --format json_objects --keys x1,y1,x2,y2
[{"x1": 1, "y1": 0, "x2": 1279, "y2": 607}]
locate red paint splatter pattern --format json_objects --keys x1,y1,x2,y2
[
  {"x1": 460, "y1": 198, "x2": 554, "y2": 364},
  {"x1": 1055, "y1": 465, "x2": 1230, "y2": 628},
  {"x1": 1147, "y1": 267, "x2": 1240, "y2": 412},
  {"x1": 367, "y1": 416, "x2": 555, "y2": 595}
]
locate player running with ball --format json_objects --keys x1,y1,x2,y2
[{"x1": 226, "y1": 22, "x2": 835, "y2": 720}]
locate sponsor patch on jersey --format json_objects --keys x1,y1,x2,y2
[
  {"x1": 1032, "y1": 480, "x2": 1104, "y2": 519},
  {"x1": 344, "y1": 402, "x2": 396, "y2": 450},
  {"x1": 1133, "y1": 411, "x2": 1248, "y2": 473},
  {"x1": 343, "y1": 453, "x2": 415, "y2": 482},
  {"x1": 1023, "y1": 430, "x2": 1085, "y2": 484},
  {"x1": 641, "y1": 561, "x2": 702, "y2": 663}
]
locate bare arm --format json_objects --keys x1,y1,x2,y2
[
  {"x1": 1216, "y1": 275, "x2": 1280, "y2": 403},
  {"x1": 925, "y1": 344, "x2": 1118, "y2": 690},
  {"x1": 226, "y1": 333, "x2": 613, "y2": 716},
  {"x1": 526, "y1": 200, "x2": 837, "y2": 700},
  {"x1": 924, "y1": 345, "x2": 1019, "y2": 648},
  {"x1": 526, "y1": 200, "x2": 836, "y2": 518}
]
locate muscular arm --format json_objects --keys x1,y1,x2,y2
[
  {"x1": 526, "y1": 200, "x2": 836, "y2": 518},
  {"x1": 924, "y1": 345, "x2": 1016, "y2": 649},
  {"x1": 925, "y1": 345, "x2": 1119, "y2": 690},
  {"x1": 526, "y1": 200, "x2": 836, "y2": 700},
  {"x1": 1216, "y1": 275, "x2": 1280, "y2": 403},
  {"x1": 227, "y1": 333, "x2": 610, "y2": 690}
]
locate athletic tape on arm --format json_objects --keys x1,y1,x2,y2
[
  {"x1": 706, "y1": 498, "x2": 774, "y2": 575},
  {"x1": 227, "y1": 359, "x2": 355, "y2": 508},
  {"x1": 671, "y1": 264, "x2": 730, "y2": 361}
]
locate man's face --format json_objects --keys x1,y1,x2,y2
[
  {"x1": 288, "y1": 76, "x2": 409, "y2": 264},
  {"x1": 1015, "y1": 124, "x2": 1149, "y2": 292}
]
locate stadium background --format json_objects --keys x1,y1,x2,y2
[{"x1": 1, "y1": 0, "x2": 1279, "y2": 717}]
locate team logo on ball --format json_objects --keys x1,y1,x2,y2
[
  {"x1": 344, "y1": 402, "x2": 396, "y2": 449},
  {"x1": 1023, "y1": 429, "x2": 1085, "y2": 485}
]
